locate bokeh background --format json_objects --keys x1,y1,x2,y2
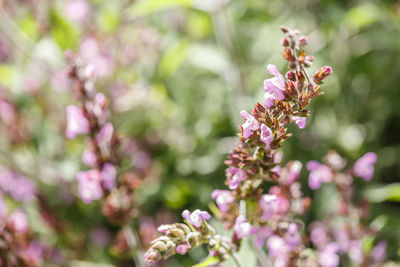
[{"x1": 0, "y1": 0, "x2": 399, "y2": 266}]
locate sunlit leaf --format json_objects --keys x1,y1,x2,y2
[
  {"x1": 364, "y1": 183, "x2": 400, "y2": 202},
  {"x1": 192, "y1": 256, "x2": 219, "y2": 267},
  {"x1": 158, "y1": 39, "x2": 188, "y2": 77},
  {"x1": 49, "y1": 10, "x2": 80, "y2": 50},
  {"x1": 129, "y1": 0, "x2": 192, "y2": 17}
]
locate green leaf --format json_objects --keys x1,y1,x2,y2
[
  {"x1": 129, "y1": 0, "x2": 192, "y2": 17},
  {"x1": 49, "y1": 10, "x2": 80, "y2": 50},
  {"x1": 192, "y1": 256, "x2": 219, "y2": 267},
  {"x1": 364, "y1": 183, "x2": 400, "y2": 202},
  {"x1": 0, "y1": 64, "x2": 14, "y2": 86},
  {"x1": 158, "y1": 39, "x2": 188, "y2": 77}
]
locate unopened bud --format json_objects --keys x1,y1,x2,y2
[
  {"x1": 312, "y1": 66, "x2": 332, "y2": 84},
  {"x1": 281, "y1": 37, "x2": 289, "y2": 47},
  {"x1": 299, "y1": 36, "x2": 308, "y2": 46},
  {"x1": 151, "y1": 241, "x2": 167, "y2": 252},
  {"x1": 168, "y1": 228, "x2": 185, "y2": 239},
  {"x1": 280, "y1": 26, "x2": 289, "y2": 33},
  {"x1": 286, "y1": 71, "x2": 296, "y2": 81}
]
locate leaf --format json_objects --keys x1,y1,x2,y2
[
  {"x1": 158, "y1": 39, "x2": 188, "y2": 77},
  {"x1": 129, "y1": 0, "x2": 192, "y2": 17},
  {"x1": 0, "y1": 64, "x2": 14, "y2": 86},
  {"x1": 364, "y1": 183, "x2": 400, "y2": 202},
  {"x1": 192, "y1": 256, "x2": 220, "y2": 267},
  {"x1": 49, "y1": 10, "x2": 80, "y2": 50}
]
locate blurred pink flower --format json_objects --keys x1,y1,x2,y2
[
  {"x1": 319, "y1": 243, "x2": 340, "y2": 267},
  {"x1": 306, "y1": 161, "x2": 333, "y2": 190},
  {"x1": 233, "y1": 215, "x2": 255, "y2": 239},
  {"x1": 76, "y1": 169, "x2": 103, "y2": 203},
  {"x1": 8, "y1": 210, "x2": 29, "y2": 233},
  {"x1": 65, "y1": 0, "x2": 91, "y2": 23},
  {"x1": 0, "y1": 168, "x2": 37, "y2": 202},
  {"x1": 227, "y1": 167, "x2": 248, "y2": 189},
  {"x1": 66, "y1": 105, "x2": 90, "y2": 139},
  {"x1": 211, "y1": 189, "x2": 234, "y2": 213},
  {"x1": 353, "y1": 152, "x2": 377, "y2": 181},
  {"x1": 259, "y1": 194, "x2": 277, "y2": 220},
  {"x1": 101, "y1": 163, "x2": 116, "y2": 190}
]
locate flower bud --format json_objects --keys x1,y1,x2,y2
[
  {"x1": 286, "y1": 71, "x2": 296, "y2": 81},
  {"x1": 281, "y1": 37, "x2": 290, "y2": 47},
  {"x1": 299, "y1": 36, "x2": 308, "y2": 46},
  {"x1": 312, "y1": 66, "x2": 332, "y2": 84}
]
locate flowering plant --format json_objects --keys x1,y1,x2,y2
[{"x1": 144, "y1": 26, "x2": 392, "y2": 267}]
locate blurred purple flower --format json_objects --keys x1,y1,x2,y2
[
  {"x1": 319, "y1": 243, "x2": 340, "y2": 267},
  {"x1": 8, "y1": 210, "x2": 29, "y2": 233},
  {"x1": 306, "y1": 161, "x2": 333, "y2": 190},
  {"x1": 0, "y1": 168, "x2": 37, "y2": 202},
  {"x1": 211, "y1": 190, "x2": 234, "y2": 213},
  {"x1": 76, "y1": 169, "x2": 103, "y2": 203},
  {"x1": 259, "y1": 194, "x2": 277, "y2": 220},
  {"x1": 353, "y1": 152, "x2": 377, "y2": 181},
  {"x1": 82, "y1": 148, "x2": 97, "y2": 167},
  {"x1": 23, "y1": 241, "x2": 43, "y2": 266},
  {"x1": 65, "y1": 0, "x2": 91, "y2": 23},
  {"x1": 182, "y1": 209, "x2": 210, "y2": 228},
  {"x1": 266, "y1": 235, "x2": 290, "y2": 258},
  {"x1": 284, "y1": 223, "x2": 301, "y2": 249},
  {"x1": 254, "y1": 226, "x2": 272, "y2": 247},
  {"x1": 260, "y1": 124, "x2": 274, "y2": 150},
  {"x1": 372, "y1": 241, "x2": 386, "y2": 263},
  {"x1": 233, "y1": 215, "x2": 255, "y2": 239},
  {"x1": 227, "y1": 167, "x2": 248, "y2": 190},
  {"x1": 96, "y1": 122, "x2": 114, "y2": 144},
  {"x1": 101, "y1": 163, "x2": 116, "y2": 190},
  {"x1": 66, "y1": 105, "x2": 90, "y2": 139},
  {"x1": 292, "y1": 116, "x2": 306, "y2": 129},
  {"x1": 240, "y1": 110, "x2": 260, "y2": 138},
  {"x1": 286, "y1": 161, "x2": 302, "y2": 184},
  {"x1": 310, "y1": 222, "x2": 330, "y2": 249},
  {"x1": 0, "y1": 99, "x2": 16, "y2": 123}
]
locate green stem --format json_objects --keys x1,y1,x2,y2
[{"x1": 220, "y1": 242, "x2": 243, "y2": 267}]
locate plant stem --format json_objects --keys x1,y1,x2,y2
[{"x1": 220, "y1": 242, "x2": 244, "y2": 267}]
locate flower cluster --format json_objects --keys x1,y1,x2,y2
[
  {"x1": 145, "y1": 209, "x2": 239, "y2": 264},
  {"x1": 146, "y1": 26, "x2": 334, "y2": 266},
  {"x1": 308, "y1": 151, "x2": 387, "y2": 267},
  {"x1": 0, "y1": 197, "x2": 47, "y2": 267}
]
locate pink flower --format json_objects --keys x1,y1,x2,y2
[
  {"x1": 65, "y1": 0, "x2": 91, "y2": 23},
  {"x1": 254, "y1": 226, "x2": 273, "y2": 247},
  {"x1": 211, "y1": 190, "x2": 234, "y2": 213},
  {"x1": 260, "y1": 124, "x2": 274, "y2": 150},
  {"x1": 96, "y1": 122, "x2": 114, "y2": 144},
  {"x1": 310, "y1": 222, "x2": 330, "y2": 249},
  {"x1": 263, "y1": 64, "x2": 286, "y2": 106},
  {"x1": 240, "y1": 110, "x2": 260, "y2": 138},
  {"x1": 267, "y1": 235, "x2": 290, "y2": 258},
  {"x1": 284, "y1": 223, "x2": 301, "y2": 249},
  {"x1": 306, "y1": 161, "x2": 333, "y2": 190},
  {"x1": 259, "y1": 194, "x2": 277, "y2": 220},
  {"x1": 8, "y1": 210, "x2": 29, "y2": 233},
  {"x1": 101, "y1": 163, "x2": 117, "y2": 190},
  {"x1": 0, "y1": 196, "x2": 7, "y2": 219},
  {"x1": 66, "y1": 105, "x2": 89, "y2": 139},
  {"x1": 353, "y1": 152, "x2": 377, "y2": 181},
  {"x1": 319, "y1": 243, "x2": 340, "y2": 267},
  {"x1": 372, "y1": 241, "x2": 386, "y2": 263},
  {"x1": 233, "y1": 215, "x2": 255, "y2": 239},
  {"x1": 227, "y1": 167, "x2": 248, "y2": 189},
  {"x1": 76, "y1": 169, "x2": 103, "y2": 203},
  {"x1": 0, "y1": 168, "x2": 37, "y2": 202},
  {"x1": 292, "y1": 116, "x2": 306, "y2": 129},
  {"x1": 182, "y1": 209, "x2": 211, "y2": 228},
  {"x1": 269, "y1": 186, "x2": 290, "y2": 214},
  {"x1": 23, "y1": 241, "x2": 43, "y2": 266},
  {"x1": 82, "y1": 148, "x2": 97, "y2": 167},
  {"x1": 176, "y1": 242, "x2": 191, "y2": 255},
  {"x1": 286, "y1": 160, "x2": 302, "y2": 184}
]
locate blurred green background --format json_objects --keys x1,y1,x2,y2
[{"x1": 0, "y1": 0, "x2": 399, "y2": 266}]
